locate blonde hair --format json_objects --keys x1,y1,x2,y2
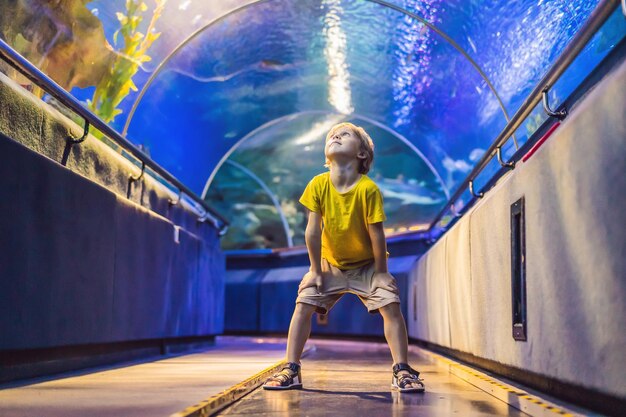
[{"x1": 324, "y1": 122, "x2": 375, "y2": 174}]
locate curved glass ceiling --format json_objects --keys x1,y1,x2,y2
[
  {"x1": 1, "y1": 0, "x2": 622, "y2": 249},
  {"x1": 205, "y1": 112, "x2": 449, "y2": 249}
]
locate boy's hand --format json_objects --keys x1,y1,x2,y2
[
  {"x1": 372, "y1": 272, "x2": 398, "y2": 293},
  {"x1": 298, "y1": 271, "x2": 323, "y2": 294}
]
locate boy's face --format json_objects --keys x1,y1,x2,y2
[{"x1": 324, "y1": 127, "x2": 366, "y2": 163}]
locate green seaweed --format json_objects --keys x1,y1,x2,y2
[{"x1": 88, "y1": 0, "x2": 165, "y2": 123}]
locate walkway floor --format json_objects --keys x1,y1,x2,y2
[
  {"x1": 0, "y1": 336, "x2": 288, "y2": 417},
  {"x1": 218, "y1": 338, "x2": 527, "y2": 417},
  {"x1": 0, "y1": 336, "x2": 582, "y2": 417}
]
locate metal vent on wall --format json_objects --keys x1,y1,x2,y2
[{"x1": 511, "y1": 197, "x2": 527, "y2": 341}]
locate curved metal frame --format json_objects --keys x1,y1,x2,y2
[
  {"x1": 66, "y1": 120, "x2": 90, "y2": 144},
  {"x1": 224, "y1": 160, "x2": 294, "y2": 248},
  {"x1": 122, "y1": 0, "x2": 514, "y2": 149},
  {"x1": 496, "y1": 146, "x2": 515, "y2": 169},
  {"x1": 129, "y1": 161, "x2": 146, "y2": 183},
  {"x1": 201, "y1": 110, "x2": 450, "y2": 201},
  {"x1": 542, "y1": 88, "x2": 568, "y2": 120},
  {"x1": 127, "y1": 161, "x2": 145, "y2": 199},
  {"x1": 198, "y1": 211, "x2": 229, "y2": 236},
  {"x1": 468, "y1": 180, "x2": 484, "y2": 199},
  {"x1": 168, "y1": 190, "x2": 182, "y2": 206}
]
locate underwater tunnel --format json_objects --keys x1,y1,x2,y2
[{"x1": 0, "y1": 0, "x2": 625, "y2": 416}]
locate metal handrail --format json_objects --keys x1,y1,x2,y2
[
  {"x1": 0, "y1": 38, "x2": 228, "y2": 233},
  {"x1": 427, "y1": 0, "x2": 620, "y2": 231}
]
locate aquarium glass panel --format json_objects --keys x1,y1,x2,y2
[{"x1": 1, "y1": 0, "x2": 621, "y2": 249}]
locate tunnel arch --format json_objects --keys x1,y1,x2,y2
[
  {"x1": 121, "y1": 0, "x2": 514, "y2": 153},
  {"x1": 202, "y1": 110, "x2": 450, "y2": 201}
]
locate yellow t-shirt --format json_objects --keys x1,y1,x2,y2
[{"x1": 299, "y1": 172, "x2": 388, "y2": 270}]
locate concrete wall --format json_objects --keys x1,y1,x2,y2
[
  {"x1": 0, "y1": 72, "x2": 225, "y2": 357},
  {"x1": 407, "y1": 57, "x2": 626, "y2": 399}
]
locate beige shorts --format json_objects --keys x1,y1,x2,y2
[{"x1": 296, "y1": 258, "x2": 400, "y2": 314}]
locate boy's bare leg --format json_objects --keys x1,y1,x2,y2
[
  {"x1": 286, "y1": 303, "x2": 317, "y2": 362},
  {"x1": 265, "y1": 303, "x2": 317, "y2": 387},
  {"x1": 379, "y1": 303, "x2": 408, "y2": 363},
  {"x1": 379, "y1": 303, "x2": 422, "y2": 388}
]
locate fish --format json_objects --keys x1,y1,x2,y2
[
  {"x1": 378, "y1": 178, "x2": 444, "y2": 206},
  {"x1": 168, "y1": 59, "x2": 303, "y2": 84}
]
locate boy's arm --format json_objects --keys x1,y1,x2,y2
[
  {"x1": 368, "y1": 222, "x2": 397, "y2": 292},
  {"x1": 305, "y1": 210, "x2": 323, "y2": 272},
  {"x1": 299, "y1": 210, "x2": 323, "y2": 293},
  {"x1": 368, "y1": 222, "x2": 388, "y2": 273}
]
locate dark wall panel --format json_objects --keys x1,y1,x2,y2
[
  {"x1": 0, "y1": 132, "x2": 225, "y2": 354},
  {"x1": 166, "y1": 229, "x2": 200, "y2": 337},
  {"x1": 259, "y1": 266, "x2": 308, "y2": 333},
  {"x1": 0, "y1": 134, "x2": 116, "y2": 349},
  {"x1": 196, "y1": 238, "x2": 226, "y2": 335},
  {"x1": 111, "y1": 197, "x2": 175, "y2": 341},
  {"x1": 224, "y1": 269, "x2": 266, "y2": 332}
]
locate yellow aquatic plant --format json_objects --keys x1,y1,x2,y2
[
  {"x1": 524, "y1": 110, "x2": 546, "y2": 139},
  {"x1": 89, "y1": 0, "x2": 165, "y2": 123}
]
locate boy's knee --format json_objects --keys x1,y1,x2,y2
[
  {"x1": 295, "y1": 302, "x2": 317, "y2": 317},
  {"x1": 379, "y1": 302, "x2": 402, "y2": 318}
]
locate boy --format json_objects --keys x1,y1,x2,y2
[{"x1": 263, "y1": 123, "x2": 425, "y2": 393}]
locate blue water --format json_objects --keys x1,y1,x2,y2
[{"x1": 11, "y1": 0, "x2": 622, "y2": 248}]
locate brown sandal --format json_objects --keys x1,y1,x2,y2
[
  {"x1": 391, "y1": 363, "x2": 425, "y2": 393},
  {"x1": 263, "y1": 362, "x2": 303, "y2": 390}
]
